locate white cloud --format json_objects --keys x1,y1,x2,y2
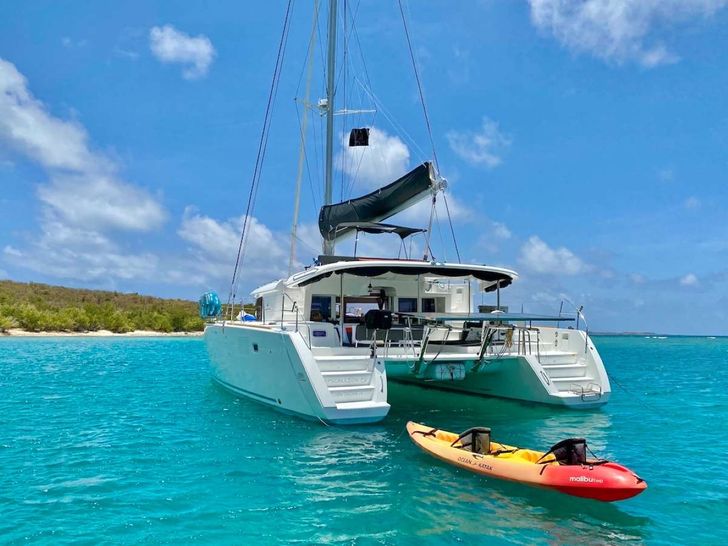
[
  {"x1": 519, "y1": 235, "x2": 588, "y2": 275},
  {"x1": 3, "y1": 246, "x2": 22, "y2": 258},
  {"x1": 390, "y1": 191, "x2": 472, "y2": 226},
  {"x1": 338, "y1": 127, "x2": 410, "y2": 189},
  {"x1": 446, "y1": 117, "x2": 510, "y2": 168},
  {"x1": 0, "y1": 58, "x2": 165, "y2": 234},
  {"x1": 0, "y1": 59, "x2": 100, "y2": 171},
  {"x1": 629, "y1": 272, "x2": 646, "y2": 285},
  {"x1": 149, "y1": 25, "x2": 216, "y2": 80},
  {"x1": 178, "y1": 208, "x2": 289, "y2": 287},
  {"x1": 492, "y1": 221, "x2": 511, "y2": 240},
  {"x1": 684, "y1": 196, "x2": 701, "y2": 210},
  {"x1": 38, "y1": 174, "x2": 165, "y2": 232},
  {"x1": 3, "y1": 223, "x2": 159, "y2": 282},
  {"x1": 476, "y1": 220, "x2": 513, "y2": 254},
  {"x1": 528, "y1": 0, "x2": 728, "y2": 67},
  {"x1": 680, "y1": 273, "x2": 699, "y2": 286},
  {"x1": 0, "y1": 57, "x2": 167, "y2": 284}
]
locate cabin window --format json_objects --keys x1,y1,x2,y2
[
  {"x1": 310, "y1": 295, "x2": 332, "y2": 321},
  {"x1": 398, "y1": 298, "x2": 417, "y2": 313},
  {"x1": 422, "y1": 297, "x2": 445, "y2": 313},
  {"x1": 255, "y1": 297, "x2": 263, "y2": 320},
  {"x1": 337, "y1": 296, "x2": 382, "y2": 322}
]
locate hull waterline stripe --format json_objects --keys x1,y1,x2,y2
[{"x1": 212, "y1": 376, "x2": 279, "y2": 404}]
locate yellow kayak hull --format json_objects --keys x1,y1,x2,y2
[{"x1": 407, "y1": 421, "x2": 646, "y2": 502}]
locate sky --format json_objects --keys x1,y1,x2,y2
[{"x1": 2, "y1": 0, "x2": 728, "y2": 335}]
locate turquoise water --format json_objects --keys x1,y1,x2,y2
[{"x1": 1, "y1": 336, "x2": 726, "y2": 545}]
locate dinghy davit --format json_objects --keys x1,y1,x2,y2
[{"x1": 407, "y1": 422, "x2": 646, "y2": 502}]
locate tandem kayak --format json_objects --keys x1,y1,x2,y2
[{"x1": 407, "y1": 421, "x2": 646, "y2": 502}]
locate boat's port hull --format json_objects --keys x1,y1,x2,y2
[{"x1": 205, "y1": 323, "x2": 390, "y2": 424}]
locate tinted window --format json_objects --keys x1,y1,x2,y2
[
  {"x1": 398, "y1": 298, "x2": 417, "y2": 313},
  {"x1": 310, "y1": 295, "x2": 332, "y2": 321}
]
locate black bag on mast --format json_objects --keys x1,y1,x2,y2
[{"x1": 318, "y1": 161, "x2": 436, "y2": 242}]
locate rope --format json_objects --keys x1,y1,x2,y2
[
  {"x1": 227, "y1": 0, "x2": 294, "y2": 312},
  {"x1": 442, "y1": 192, "x2": 462, "y2": 263},
  {"x1": 398, "y1": 0, "x2": 462, "y2": 262},
  {"x1": 422, "y1": 195, "x2": 436, "y2": 261},
  {"x1": 397, "y1": 0, "x2": 439, "y2": 172}
]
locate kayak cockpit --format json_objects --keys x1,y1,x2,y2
[{"x1": 412, "y1": 426, "x2": 560, "y2": 465}]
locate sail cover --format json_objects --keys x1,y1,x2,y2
[{"x1": 319, "y1": 162, "x2": 435, "y2": 241}]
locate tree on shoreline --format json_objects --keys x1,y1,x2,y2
[{"x1": 0, "y1": 281, "x2": 204, "y2": 333}]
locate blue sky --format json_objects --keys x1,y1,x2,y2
[{"x1": 2, "y1": 1, "x2": 728, "y2": 334}]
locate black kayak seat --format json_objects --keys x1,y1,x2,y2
[
  {"x1": 539, "y1": 438, "x2": 588, "y2": 465},
  {"x1": 452, "y1": 427, "x2": 491, "y2": 455}
]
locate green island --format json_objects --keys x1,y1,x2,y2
[{"x1": 0, "y1": 280, "x2": 206, "y2": 334}]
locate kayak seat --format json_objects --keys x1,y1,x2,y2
[
  {"x1": 537, "y1": 438, "x2": 588, "y2": 465},
  {"x1": 451, "y1": 427, "x2": 491, "y2": 455}
]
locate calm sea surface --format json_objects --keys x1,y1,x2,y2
[{"x1": 1, "y1": 336, "x2": 726, "y2": 544}]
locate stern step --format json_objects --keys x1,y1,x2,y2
[
  {"x1": 315, "y1": 355, "x2": 374, "y2": 372},
  {"x1": 550, "y1": 376, "x2": 594, "y2": 383},
  {"x1": 328, "y1": 385, "x2": 375, "y2": 403},
  {"x1": 540, "y1": 363, "x2": 586, "y2": 370},
  {"x1": 321, "y1": 370, "x2": 372, "y2": 387}
]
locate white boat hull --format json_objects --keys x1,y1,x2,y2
[
  {"x1": 384, "y1": 327, "x2": 610, "y2": 408},
  {"x1": 205, "y1": 321, "x2": 609, "y2": 424},
  {"x1": 204, "y1": 322, "x2": 391, "y2": 424}
]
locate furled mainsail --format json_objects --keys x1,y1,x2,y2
[{"x1": 319, "y1": 162, "x2": 436, "y2": 242}]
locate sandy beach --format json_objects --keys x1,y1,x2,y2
[{"x1": 1, "y1": 329, "x2": 204, "y2": 337}]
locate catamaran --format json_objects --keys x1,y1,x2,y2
[{"x1": 202, "y1": 1, "x2": 611, "y2": 424}]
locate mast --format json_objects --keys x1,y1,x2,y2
[{"x1": 323, "y1": 0, "x2": 338, "y2": 256}]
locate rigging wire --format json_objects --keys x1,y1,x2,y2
[
  {"x1": 294, "y1": 101, "x2": 321, "y2": 212},
  {"x1": 227, "y1": 0, "x2": 295, "y2": 314},
  {"x1": 342, "y1": 5, "x2": 379, "y2": 200},
  {"x1": 397, "y1": 0, "x2": 462, "y2": 264},
  {"x1": 442, "y1": 192, "x2": 462, "y2": 263},
  {"x1": 354, "y1": 78, "x2": 428, "y2": 164},
  {"x1": 397, "y1": 0, "x2": 439, "y2": 172},
  {"x1": 290, "y1": 0, "x2": 320, "y2": 275}
]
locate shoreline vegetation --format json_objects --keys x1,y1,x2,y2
[
  {"x1": 2, "y1": 328, "x2": 203, "y2": 337},
  {"x1": 0, "y1": 280, "x2": 205, "y2": 335}
]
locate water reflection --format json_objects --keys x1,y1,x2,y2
[
  {"x1": 388, "y1": 382, "x2": 614, "y2": 452},
  {"x1": 208, "y1": 378, "x2": 647, "y2": 544},
  {"x1": 402, "y1": 459, "x2": 650, "y2": 544}
]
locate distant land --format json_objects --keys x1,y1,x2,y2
[
  {"x1": 0, "y1": 280, "x2": 205, "y2": 334},
  {"x1": 590, "y1": 331, "x2": 658, "y2": 336}
]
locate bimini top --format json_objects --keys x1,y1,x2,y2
[
  {"x1": 285, "y1": 259, "x2": 517, "y2": 291},
  {"x1": 333, "y1": 221, "x2": 426, "y2": 239}
]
